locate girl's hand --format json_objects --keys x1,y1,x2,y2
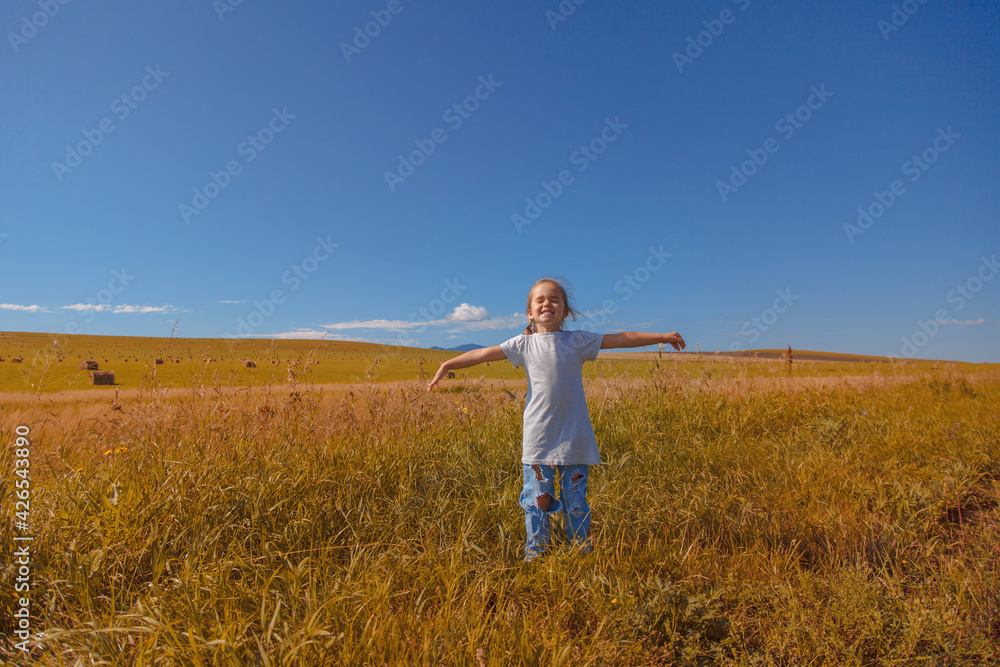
[
  {"x1": 664, "y1": 332, "x2": 686, "y2": 351},
  {"x1": 427, "y1": 365, "x2": 449, "y2": 391},
  {"x1": 426, "y1": 346, "x2": 506, "y2": 390}
]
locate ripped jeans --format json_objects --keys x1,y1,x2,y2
[{"x1": 519, "y1": 464, "x2": 592, "y2": 560}]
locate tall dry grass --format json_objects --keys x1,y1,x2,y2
[{"x1": 1, "y1": 365, "x2": 998, "y2": 665}]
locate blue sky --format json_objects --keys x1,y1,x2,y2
[{"x1": 1, "y1": 0, "x2": 998, "y2": 361}]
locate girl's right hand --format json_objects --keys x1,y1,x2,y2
[{"x1": 427, "y1": 365, "x2": 448, "y2": 391}]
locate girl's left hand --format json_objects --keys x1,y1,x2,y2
[{"x1": 664, "y1": 332, "x2": 686, "y2": 351}]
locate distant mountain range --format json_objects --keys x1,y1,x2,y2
[{"x1": 429, "y1": 344, "x2": 484, "y2": 352}]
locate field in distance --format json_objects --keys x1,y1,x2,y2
[{"x1": 0, "y1": 331, "x2": 992, "y2": 393}]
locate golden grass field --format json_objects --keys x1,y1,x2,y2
[{"x1": 1, "y1": 331, "x2": 998, "y2": 665}]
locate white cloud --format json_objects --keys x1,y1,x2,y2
[
  {"x1": 61, "y1": 304, "x2": 181, "y2": 314},
  {"x1": 0, "y1": 303, "x2": 49, "y2": 313},
  {"x1": 260, "y1": 328, "x2": 331, "y2": 339},
  {"x1": 321, "y1": 319, "x2": 420, "y2": 331},
  {"x1": 447, "y1": 313, "x2": 525, "y2": 331},
  {"x1": 240, "y1": 329, "x2": 397, "y2": 345},
  {"x1": 112, "y1": 305, "x2": 165, "y2": 314},
  {"x1": 321, "y1": 305, "x2": 520, "y2": 333},
  {"x1": 249, "y1": 310, "x2": 527, "y2": 346},
  {"x1": 938, "y1": 318, "x2": 984, "y2": 326},
  {"x1": 447, "y1": 303, "x2": 490, "y2": 321}
]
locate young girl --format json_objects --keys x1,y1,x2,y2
[{"x1": 427, "y1": 277, "x2": 685, "y2": 560}]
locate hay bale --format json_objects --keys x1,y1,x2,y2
[
  {"x1": 78, "y1": 360, "x2": 99, "y2": 370},
  {"x1": 12, "y1": 356, "x2": 24, "y2": 363},
  {"x1": 91, "y1": 370, "x2": 115, "y2": 385},
  {"x1": 244, "y1": 360, "x2": 257, "y2": 368},
  {"x1": 446, "y1": 371, "x2": 456, "y2": 379},
  {"x1": 155, "y1": 358, "x2": 164, "y2": 364}
]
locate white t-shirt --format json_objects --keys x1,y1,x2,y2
[{"x1": 499, "y1": 330, "x2": 604, "y2": 466}]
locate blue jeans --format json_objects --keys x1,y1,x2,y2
[{"x1": 519, "y1": 464, "x2": 592, "y2": 560}]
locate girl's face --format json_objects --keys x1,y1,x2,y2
[{"x1": 527, "y1": 282, "x2": 566, "y2": 330}]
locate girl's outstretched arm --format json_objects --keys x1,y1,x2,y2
[
  {"x1": 427, "y1": 345, "x2": 508, "y2": 390},
  {"x1": 601, "y1": 331, "x2": 686, "y2": 351}
]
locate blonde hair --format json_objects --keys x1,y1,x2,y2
[{"x1": 523, "y1": 277, "x2": 578, "y2": 335}]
